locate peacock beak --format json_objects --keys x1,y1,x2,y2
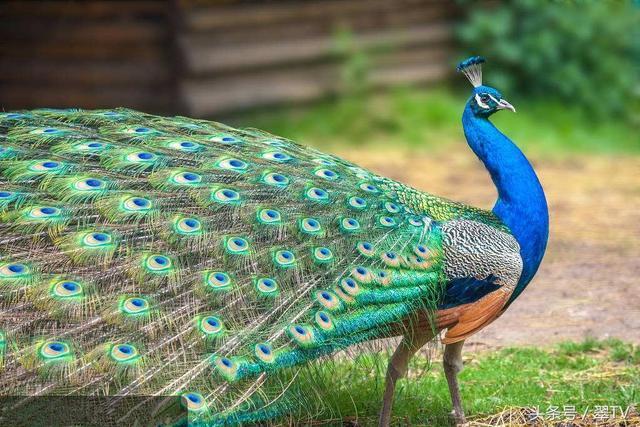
[{"x1": 497, "y1": 99, "x2": 516, "y2": 112}]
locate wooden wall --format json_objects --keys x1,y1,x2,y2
[
  {"x1": 0, "y1": 1, "x2": 175, "y2": 113},
  {"x1": 0, "y1": 0, "x2": 460, "y2": 117}
]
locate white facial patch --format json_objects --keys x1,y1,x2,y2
[{"x1": 475, "y1": 93, "x2": 490, "y2": 109}]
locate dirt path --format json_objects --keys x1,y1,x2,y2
[{"x1": 334, "y1": 146, "x2": 640, "y2": 349}]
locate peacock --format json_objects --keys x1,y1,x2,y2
[{"x1": 0, "y1": 57, "x2": 548, "y2": 426}]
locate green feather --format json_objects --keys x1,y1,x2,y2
[
  {"x1": 20, "y1": 339, "x2": 78, "y2": 382},
  {"x1": 101, "y1": 148, "x2": 165, "y2": 172},
  {"x1": 1, "y1": 159, "x2": 72, "y2": 182},
  {"x1": 55, "y1": 230, "x2": 119, "y2": 264},
  {"x1": 97, "y1": 193, "x2": 157, "y2": 223},
  {"x1": 28, "y1": 277, "x2": 93, "y2": 320},
  {"x1": 4, "y1": 204, "x2": 71, "y2": 235},
  {"x1": 0, "y1": 261, "x2": 36, "y2": 289}
]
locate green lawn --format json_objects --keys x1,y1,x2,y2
[
  {"x1": 239, "y1": 87, "x2": 639, "y2": 156},
  {"x1": 282, "y1": 339, "x2": 639, "y2": 426}
]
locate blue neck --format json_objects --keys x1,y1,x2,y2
[{"x1": 462, "y1": 103, "x2": 549, "y2": 305}]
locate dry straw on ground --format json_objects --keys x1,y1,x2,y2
[{"x1": 468, "y1": 406, "x2": 639, "y2": 426}]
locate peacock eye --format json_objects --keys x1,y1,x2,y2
[{"x1": 481, "y1": 95, "x2": 490, "y2": 102}]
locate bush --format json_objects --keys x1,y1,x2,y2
[{"x1": 457, "y1": 0, "x2": 640, "y2": 121}]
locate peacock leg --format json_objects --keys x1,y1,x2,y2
[
  {"x1": 378, "y1": 327, "x2": 434, "y2": 427},
  {"x1": 443, "y1": 340, "x2": 466, "y2": 425}
]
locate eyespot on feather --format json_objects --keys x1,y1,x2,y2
[
  {"x1": 287, "y1": 324, "x2": 315, "y2": 347},
  {"x1": 204, "y1": 271, "x2": 233, "y2": 292},
  {"x1": 356, "y1": 241, "x2": 375, "y2": 257},
  {"x1": 254, "y1": 277, "x2": 279, "y2": 296},
  {"x1": 256, "y1": 208, "x2": 282, "y2": 225},
  {"x1": 261, "y1": 171, "x2": 290, "y2": 187},
  {"x1": 209, "y1": 134, "x2": 243, "y2": 145},
  {"x1": 224, "y1": 236, "x2": 250, "y2": 255},
  {"x1": 254, "y1": 343, "x2": 276, "y2": 363},
  {"x1": 314, "y1": 168, "x2": 340, "y2": 181},
  {"x1": 216, "y1": 157, "x2": 248, "y2": 172},
  {"x1": 299, "y1": 217, "x2": 322, "y2": 235},
  {"x1": 339, "y1": 217, "x2": 361, "y2": 233},
  {"x1": 180, "y1": 392, "x2": 208, "y2": 413},
  {"x1": 339, "y1": 277, "x2": 360, "y2": 296},
  {"x1": 312, "y1": 246, "x2": 334, "y2": 264},
  {"x1": 262, "y1": 151, "x2": 293, "y2": 162},
  {"x1": 314, "y1": 290, "x2": 343, "y2": 311},
  {"x1": 304, "y1": 186, "x2": 329, "y2": 203},
  {"x1": 39, "y1": 340, "x2": 72, "y2": 361},
  {"x1": 347, "y1": 196, "x2": 367, "y2": 210},
  {"x1": 109, "y1": 343, "x2": 140, "y2": 363},
  {"x1": 50, "y1": 280, "x2": 84, "y2": 299}
]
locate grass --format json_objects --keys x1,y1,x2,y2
[
  {"x1": 283, "y1": 339, "x2": 639, "y2": 426},
  {"x1": 238, "y1": 86, "x2": 639, "y2": 156}
]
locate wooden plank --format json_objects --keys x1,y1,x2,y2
[
  {"x1": 0, "y1": 85, "x2": 170, "y2": 112},
  {"x1": 0, "y1": 1, "x2": 165, "y2": 19},
  {"x1": 181, "y1": 0, "x2": 453, "y2": 31},
  {"x1": 0, "y1": 60, "x2": 170, "y2": 86},
  {"x1": 0, "y1": 42, "x2": 167, "y2": 61},
  {"x1": 374, "y1": 45, "x2": 452, "y2": 68},
  {"x1": 181, "y1": 23, "x2": 454, "y2": 74},
  {"x1": 180, "y1": 47, "x2": 452, "y2": 116},
  {"x1": 370, "y1": 61, "x2": 449, "y2": 86},
  {"x1": 0, "y1": 1, "x2": 174, "y2": 114},
  {"x1": 0, "y1": 0, "x2": 458, "y2": 116},
  {"x1": 182, "y1": 66, "x2": 332, "y2": 115},
  {"x1": 180, "y1": 5, "x2": 456, "y2": 47},
  {"x1": 0, "y1": 21, "x2": 167, "y2": 44}
]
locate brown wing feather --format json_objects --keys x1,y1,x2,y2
[{"x1": 437, "y1": 288, "x2": 513, "y2": 344}]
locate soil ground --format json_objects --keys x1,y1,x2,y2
[{"x1": 333, "y1": 146, "x2": 640, "y2": 349}]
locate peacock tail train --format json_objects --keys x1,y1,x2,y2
[{"x1": 0, "y1": 108, "x2": 507, "y2": 425}]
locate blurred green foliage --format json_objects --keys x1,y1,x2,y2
[
  {"x1": 245, "y1": 88, "x2": 640, "y2": 155},
  {"x1": 331, "y1": 28, "x2": 371, "y2": 98},
  {"x1": 239, "y1": 3, "x2": 640, "y2": 154},
  {"x1": 457, "y1": 0, "x2": 640, "y2": 122}
]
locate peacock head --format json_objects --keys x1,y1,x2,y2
[{"x1": 457, "y1": 56, "x2": 515, "y2": 117}]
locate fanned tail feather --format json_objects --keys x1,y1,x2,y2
[{"x1": 0, "y1": 108, "x2": 450, "y2": 424}]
